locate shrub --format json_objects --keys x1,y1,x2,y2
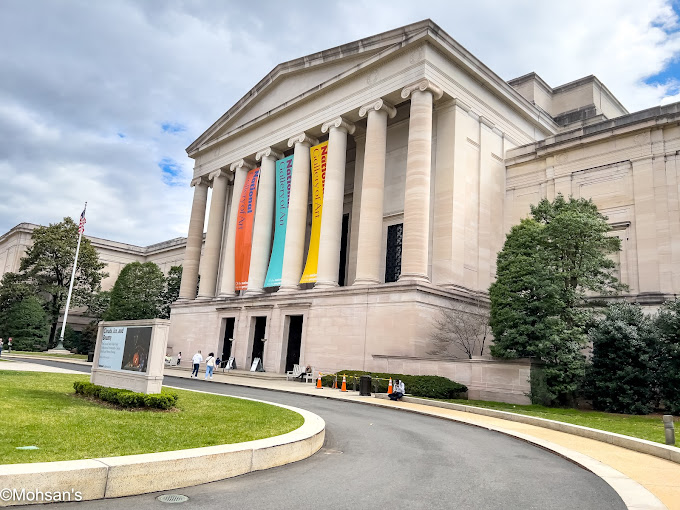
[
  {"x1": 0, "y1": 296, "x2": 49, "y2": 351},
  {"x1": 320, "y1": 370, "x2": 467, "y2": 399},
  {"x1": 586, "y1": 303, "x2": 656, "y2": 415},
  {"x1": 655, "y1": 299, "x2": 680, "y2": 414},
  {"x1": 73, "y1": 381, "x2": 178, "y2": 410}
]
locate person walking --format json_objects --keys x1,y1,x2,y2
[
  {"x1": 0, "y1": 338, "x2": 3, "y2": 357},
  {"x1": 191, "y1": 350, "x2": 203, "y2": 378},
  {"x1": 177, "y1": 352, "x2": 182, "y2": 366},
  {"x1": 204, "y1": 352, "x2": 216, "y2": 380}
]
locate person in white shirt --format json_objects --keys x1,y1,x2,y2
[
  {"x1": 191, "y1": 350, "x2": 203, "y2": 378},
  {"x1": 204, "y1": 352, "x2": 216, "y2": 380},
  {"x1": 389, "y1": 379, "x2": 405, "y2": 401}
]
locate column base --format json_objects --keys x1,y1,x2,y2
[
  {"x1": 277, "y1": 284, "x2": 300, "y2": 294},
  {"x1": 314, "y1": 280, "x2": 338, "y2": 290},
  {"x1": 244, "y1": 288, "x2": 264, "y2": 297},
  {"x1": 398, "y1": 273, "x2": 430, "y2": 284},
  {"x1": 195, "y1": 294, "x2": 214, "y2": 301},
  {"x1": 353, "y1": 278, "x2": 381, "y2": 286},
  {"x1": 217, "y1": 292, "x2": 238, "y2": 299}
]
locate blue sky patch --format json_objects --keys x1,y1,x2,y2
[
  {"x1": 159, "y1": 158, "x2": 183, "y2": 186},
  {"x1": 161, "y1": 122, "x2": 186, "y2": 134},
  {"x1": 117, "y1": 132, "x2": 126, "y2": 138}
]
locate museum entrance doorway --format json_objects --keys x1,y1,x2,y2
[
  {"x1": 221, "y1": 317, "x2": 235, "y2": 362},
  {"x1": 250, "y1": 317, "x2": 267, "y2": 366},
  {"x1": 285, "y1": 315, "x2": 303, "y2": 373}
]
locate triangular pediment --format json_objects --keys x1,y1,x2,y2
[{"x1": 187, "y1": 20, "x2": 435, "y2": 155}]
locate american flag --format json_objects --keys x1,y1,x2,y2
[{"x1": 78, "y1": 206, "x2": 86, "y2": 234}]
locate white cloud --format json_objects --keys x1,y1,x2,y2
[{"x1": 0, "y1": 0, "x2": 679, "y2": 245}]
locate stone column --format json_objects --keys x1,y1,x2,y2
[
  {"x1": 197, "y1": 169, "x2": 230, "y2": 298},
  {"x1": 353, "y1": 99, "x2": 396, "y2": 285},
  {"x1": 399, "y1": 79, "x2": 442, "y2": 283},
  {"x1": 218, "y1": 159, "x2": 254, "y2": 297},
  {"x1": 179, "y1": 176, "x2": 209, "y2": 300},
  {"x1": 246, "y1": 147, "x2": 283, "y2": 295},
  {"x1": 315, "y1": 117, "x2": 355, "y2": 289},
  {"x1": 279, "y1": 133, "x2": 319, "y2": 293}
]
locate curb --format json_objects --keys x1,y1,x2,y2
[
  {"x1": 373, "y1": 394, "x2": 680, "y2": 464},
  {"x1": 0, "y1": 392, "x2": 325, "y2": 507}
]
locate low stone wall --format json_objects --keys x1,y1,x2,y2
[
  {"x1": 371, "y1": 355, "x2": 532, "y2": 404},
  {"x1": 0, "y1": 400, "x2": 324, "y2": 507}
]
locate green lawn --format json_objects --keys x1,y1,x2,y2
[
  {"x1": 438, "y1": 398, "x2": 678, "y2": 445},
  {"x1": 7, "y1": 351, "x2": 88, "y2": 360},
  {"x1": 0, "y1": 371, "x2": 304, "y2": 464}
]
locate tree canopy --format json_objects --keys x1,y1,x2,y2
[
  {"x1": 18, "y1": 217, "x2": 107, "y2": 345},
  {"x1": 490, "y1": 195, "x2": 624, "y2": 405},
  {"x1": 104, "y1": 262, "x2": 166, "y2": 321}
]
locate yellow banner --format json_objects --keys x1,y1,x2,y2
[{"x1": 300, "y1": 141, "x2": 328, "y2": 283}]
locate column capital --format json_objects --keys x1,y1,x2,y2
[
  {"x1": 256, "y1": 147, "x2": 284, "y2": 162},
  {"x1": 359, "y1": 98, "x2": 396, "y2": 119},
  {"x1": 287, "y1": 132, "x2": 319, "y2": 148},
  {"x1": 322, "y1": 116, "x2": 356, "y2": 135},
  {"x1": 230, "y1": 159, "x2": 256, "y2": 172},
  {"x1": 190, "y1": 175, "x2": 210, "y2": 187},
  {"x1": 401, "y1": 79, "x2": 443, "y2": 100},
  {"x1": 208, "y1": 168, "x2": 230, "y2": 181}
]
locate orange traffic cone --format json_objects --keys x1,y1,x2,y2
[
  {"x1": 316, "y1": 373, "x2": 323, "y2": 389},
  {"x1": 341, "y1": 374, "x2": 347, "y2": 392},
  {"x1": 332, "y1": 376, "x2": 337, "y2": 389},
  {"x1": 387, "y1": 377, "x2": 393, "y2": 394}
]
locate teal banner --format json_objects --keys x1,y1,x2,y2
[{"x1": 264, "y1": 155, "x2": 293, "y2": 287}]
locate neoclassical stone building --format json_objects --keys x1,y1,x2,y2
[{"x1": 168, "y1": 20, "x2": 680, "y2": 397}]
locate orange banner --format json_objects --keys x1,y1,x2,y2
[{"x1": 235, "y1": 167, "x2": 260, "y2": 290}]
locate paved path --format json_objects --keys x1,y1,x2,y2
[{"x1": 2, "y1": 357, "x2": 631, "y2": 509}]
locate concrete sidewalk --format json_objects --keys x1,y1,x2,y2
[{"x1": 4, "y1": 355, "x2": 680, "y2": 509}]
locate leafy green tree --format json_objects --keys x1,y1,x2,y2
[
  {"x1": 0, "y1": 296, "x2": 49, "y2": 351},
  {"x1": 160, "y1": 265, "x2": 182, "y2": 319},
  {"x1": 19, "y1": 217, "x2": 107, "y2": 345},
  {"x1": 490, "y1": 195, "x2": 624, "y2": 405},
  {"x1": 586, "y1": 303, "x2": 657, "y2": 414},
  {"x1": 87, "y1": 290, "x2": 111, "y2": 321},
  {"x1": 104, "y1": 262, "x2": 165, "y2": 321},
  {"x1": 0, "y1": 272, "x2": 35, "y2": 317},
  {"x1": 655, "y1": 299, "x2": 680, "y2": 414}
]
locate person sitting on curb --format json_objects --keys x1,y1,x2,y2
[
  {"x1": 191, "y1": 350, "x2": 202, "y2": 378},
  {"x1": 389, "y1": 379, "x2": 405, "y2": 401}
]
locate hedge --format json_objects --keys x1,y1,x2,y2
[
  {"x1": 321, "y1": 370, "x2": 467, "y2": 399},
  {"x1": 73, "y1": 381, "x2": 178, "y2": 410}
]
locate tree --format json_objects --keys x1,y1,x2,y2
[
  {"x1": 160, "y1": 265, "x2": 182, "y2": 319},
  {"x1": 87, "y1": 290, "x2": 111, "y2": 321},
  {"x1": 19, "y1": 217, "x2": 107, "y2": 346},
  {"x1": 0, "y1": 296, "x2": 49, "y2": 351},
  {"x1": 429, "y1": 300, "x2": 490, "y2": 359},
  {"x1": 0, "y1": 272, "x2": 35, "y2": 317},
  {"x1": 655, "y1": 299, "x2": 680, "y2": 414},
  {"x1": 490, "y1": 195, "x2": 624, "y2": 405},
  {"x1": 104, "y1": 262, "x2": 165, "y2": 321},
  {"x1": 586, "y1": 303, "x2": 657, "y2": 414}
]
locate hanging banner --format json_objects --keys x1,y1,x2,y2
[
  {"x1": 300, "y1": 141, "x2": 328, "y2": 283},
  {"x1": 264, "y1": 155, "x2": 293, "y2": 287},
  {"x1": 234, "y1": 167, "x2": 260, "y2": 290}
]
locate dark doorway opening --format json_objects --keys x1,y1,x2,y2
[
  {"x1": 285, "y1": 315, "x2": 303, "y2": 373},
  {"x1": 251, "y1": 317, "x2": 267, "y2": 364},
  {"x1": 338, "y1": 213, "x2": 349, "y2": 286},
  {"x1": 221, "y1": 317, "x2": 235, "y2": 362},
  {"x1": 385, "y1": 223, "x2": 403, "y2": 283}
]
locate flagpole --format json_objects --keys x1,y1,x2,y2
[{"x1": 55, "y1": 202, "x2": 87, "y2": 351}]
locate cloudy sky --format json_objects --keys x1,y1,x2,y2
[{"x1": 1, "y1": 0, "x2": 679, "y2": 246}]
